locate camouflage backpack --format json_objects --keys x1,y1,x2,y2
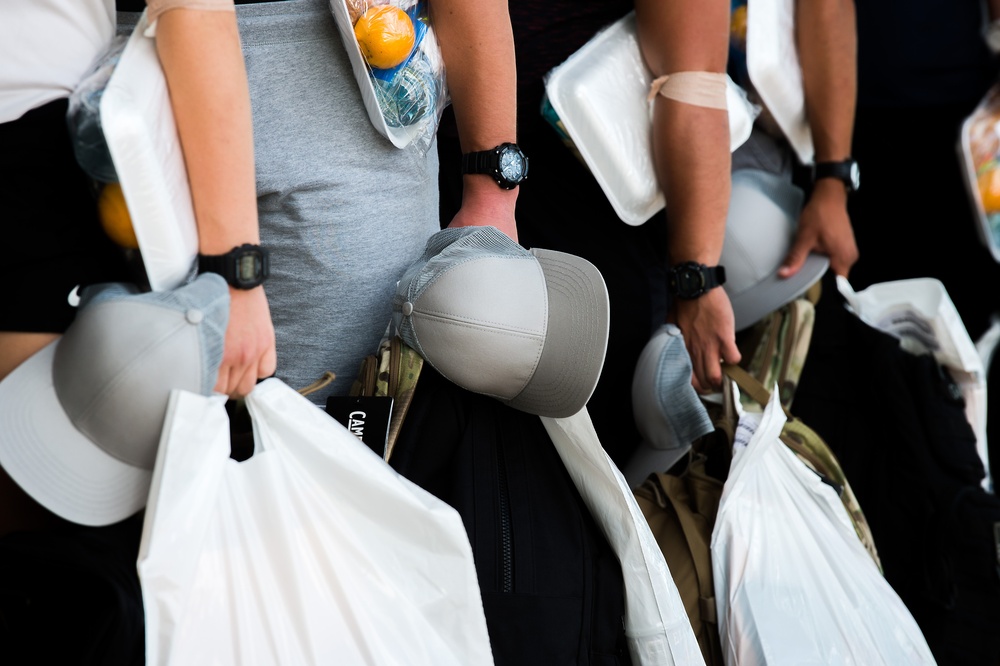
[{"x1": 348, "y1": 335, "x2": 423, "y2": 462}]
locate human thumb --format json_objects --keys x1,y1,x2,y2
[{"x1": 777, "y1": 239, "x2": 809, "y2": 278}]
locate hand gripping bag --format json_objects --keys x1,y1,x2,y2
[
  {"x1": 711, "y1": 385, "x2": 936, "y2": 665},
  {"x1": 138, "y1": 378, "x2": 494, "y2": 666}
]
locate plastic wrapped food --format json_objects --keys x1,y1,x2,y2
[
  {"x1": 331, "y1": 0, "x2": 448, "y2": 153},
  {"x1": 959, "y1": 84, "x2": 1000, "y2": 263},
  {"x1": 66, "y1": 35, "x2": 128, "y2": 183}
]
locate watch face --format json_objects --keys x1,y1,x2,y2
[
  {"x1": 675, "y1": 267, "x2": 706, "y2": 298},
  {"x1": 849, "y1": 162, "x2": 861, "y2": 191},
  {"x1": 236, "y1": 252, "x2": 262, "y2": 282},
  {"x1": 498, "y1": 147, "x2": 526, "y2": 182}
]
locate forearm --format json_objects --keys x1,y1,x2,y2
[
  {"x1": 154, "y1": 8, "x2": 260, "y2": 254},
  {"x1": 430, "y1": 0, "x2": 516, "y2": 152},
  {"x1": 652, "y1": 104, "x2": 730, "y2": 265},
  {"x1": 796, "y1": 0, "x2": 857, "y2": 162},
  {"x1": 636, "y1": 0, "x2": 731, "y2": 265},
  {"x1": 431, "y1": 0, "x2": 518, "y2": 232}
]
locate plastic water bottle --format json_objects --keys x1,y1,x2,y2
[{"x1": 374, "y1": 53, "x2": 437, "y2": 128}]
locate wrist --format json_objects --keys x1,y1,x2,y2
[
  {"x1": 462, "y1": 174, "x2": 519, "y2": 208},
  {"x1": 810, "y1": 176, "x2": 850, "y2": 201}
]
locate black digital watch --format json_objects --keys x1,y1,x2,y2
[{"x1": 197, "y1": 244, "x2": 270, "y2": 290}]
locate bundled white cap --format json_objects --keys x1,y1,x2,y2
[
  {"x1": 393, "y1": 226, "x2": 610, "y2": 418},
  {"x1": 722, "y1": 168, "x2": 829, "y2": 331},
  {"x1": 0, "y1": 274, "x2": 229, "y2": 526}
]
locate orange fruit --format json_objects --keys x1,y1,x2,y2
[
  {"x1": 731, "y1": 5, "x2": 748, "y2": 44},
  {"x1": 354, "y1": 5, "x2": 415, "y2": 70},
  {"x1": 98, "y1": 182, "x2": 139, "y2": 249},
  {"x1": 979, "y1": 168, "x2": 1000, "y2": 213}
]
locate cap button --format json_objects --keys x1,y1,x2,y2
[
  {"x1": 186, "y1": 308, "x2": 204, "y2": 324},
  {"x1": 401, "y1": 301, "x2": 414, "y2": 316}
]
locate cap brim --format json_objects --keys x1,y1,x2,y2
[
  {"x1": 0, "y1": 343, "x2": 152, "y2": 526},
  {"x1": 505, "y1": 248, "x2": 610, "y2": 418},
  {"x1": 729, "y1": 253, "x2": 829, "y2": 331},
  {"x1": 620, "y1": 441, "x2": 693, "y2": 490}
]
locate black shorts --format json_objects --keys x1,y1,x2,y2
[{"x1": 1, "y1": 98, "x2": 132, "y2": 333}]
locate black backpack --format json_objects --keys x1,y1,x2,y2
[
  {"x1": 0, "y1": 515, "x2": 145, "y2": 665},
  {"x1": 389, "y1": 365, "x2": 632, "y2": 666},
  {"x1": 794, "y1": 274, "x2": 1000, "y2": 666}
]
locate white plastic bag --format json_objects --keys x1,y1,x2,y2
[
  {"x1": 540, "y1": 409, "x2": 705, "y2": 666},
  {"x1": 837, "y1": 275, "x2": 990, "y2": 491},
  {"x1": 139, "y1": 378, "x2": 494, "y2": 666},
  {"x1": 711, "y1": 389, "x2": 936, "y2": 665}
]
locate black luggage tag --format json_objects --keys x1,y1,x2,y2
[{"x1": 326, "y1": 395, "x2": 394, "y2": 458}]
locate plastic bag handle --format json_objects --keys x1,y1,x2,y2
[{"x1": 722, "y1": 363, "x2": 840, "y2": 490}]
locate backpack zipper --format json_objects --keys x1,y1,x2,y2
[{"x1": 496, "y1": 441, "x2": 515, "y2": 593}]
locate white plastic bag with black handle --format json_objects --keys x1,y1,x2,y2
[{"x1": 139, "y1": 378, "x2": 494, "y2": 666}]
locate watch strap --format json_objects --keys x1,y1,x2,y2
[
  {"x1": 461, "y1": 149, "x2": 497, "y2": 175},
  {"x1": 813, "y1": 159, "x2": 858, "y2": 192},
  {"x1": 704, "y1": 265, "x2": 725, "y2": 290},
  {"x1": 197, "y1": 253, "x2": 230, "y2": 279}
]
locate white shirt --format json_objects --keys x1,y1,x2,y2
[{"x1": 0, "y1": 0, "x2": 116, "y2": 123}]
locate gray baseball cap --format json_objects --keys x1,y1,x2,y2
[
  {"x1": 393, "y1": 226, "x2": 610, "y2": 418},
  {"x1": 0, "y1": 273, "x2": 229, "y2": 526},
  {"x1": 623, "y1": 324, "x2": 715, "y2": 488},
  {"x1": 722, "y1": 168, "x2": 829, "y2": 331}
]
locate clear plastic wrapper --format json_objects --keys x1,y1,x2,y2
[
  {"x1": 332, "y1": 0, "x2": 448, "y2": 153},
  {"x1": 66, "y1": 35, "x2": 128, "y2": 183},
  {"x1": 959, "y1": 84, "x2": 1000, "y2": 263}
]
